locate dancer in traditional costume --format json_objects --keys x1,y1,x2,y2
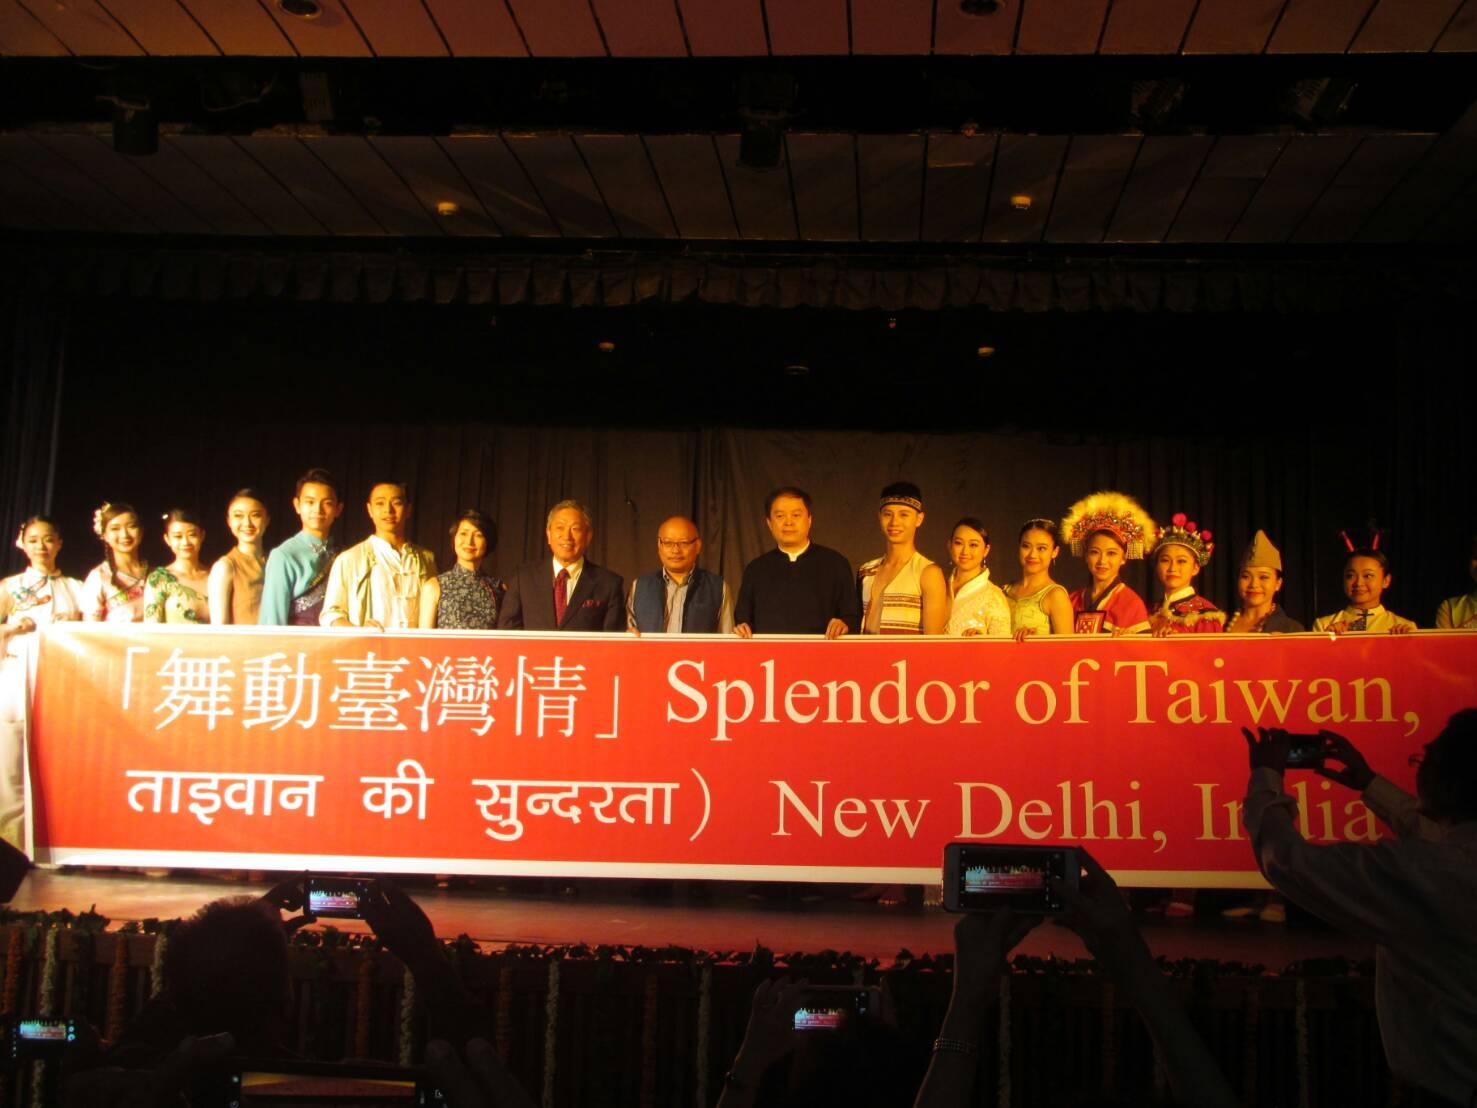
[
  {"x1": 1313, "y1": 532, "x2": 1416, "y2": 634},
  {"x1": 259, "y1": 468, "x2": 342, "y2": 626},
  {"x1": 208, "y1": 489, "x2": 269, "y2": 625},
  {"x1": 1060, "y1": 491, "x2": 1155, "y2": 635},
  {"x1": 1148, "y1": 513, "x2": 1225, "y2": 636},
  {"x1": 1003, "y1": 519, "x2": 1074, "y2": 640},
  {"x1": 944, "y1": 517, "x2": 1010, "y2": 637},
  {"x1": 144, "y1": 509, "x2": 211, "y2": 624},
  {"x1": 1225, "y1": 530, "x2": 1303, "y2": 634},
  {"x1": 82, "y1": 501, "x2": 148, "y2": 622},
  {"x1": 1434, "y1": 535, "x2": 1477, "y2": 629},
  {"x1": 858, "y1": 482, "x2": 948, "y2": 636}
]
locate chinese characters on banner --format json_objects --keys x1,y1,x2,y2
[{"x1": 27, "y1": 625, "x2": 1477, "y2": 886}]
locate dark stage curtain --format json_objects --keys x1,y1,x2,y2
[
  {"x1": 0, "y1": 296, "x2": 67, "y2": 563},
  {"x1": 6, "y1": 242, "x2": 1477, "y2": 315},
  {"x1": 13, "y1": 297, "x2": 1476, "y2": 630}
]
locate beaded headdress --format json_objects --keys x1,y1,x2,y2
[
  {"x1": 879, "y1": 482, "x2": 924, "y2": 512},
  {"x1": 1060, "y1": 491, "x2": 1156, "y2": 560},
  {"x1": 1153, "y1": 512, "x2": 1215, "y2": 567}
]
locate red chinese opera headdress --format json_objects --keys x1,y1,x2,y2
[
  {"x1": 1060, "y1": 491, "x2": 1157, "y2": 560},
  {"x1": 1153, "y1": 512, "x2": 1215, "y2": 567}
]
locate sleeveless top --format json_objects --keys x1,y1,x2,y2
[
  {"x1": 1007, "y1": 581, "x2": 1068, "y2": 635},
  {"x1": 859, "y1": 551, "x2": 933, "y2": 634},
  {"x1": 215, "y1": 547, "x2": 266, "y2": 625}
]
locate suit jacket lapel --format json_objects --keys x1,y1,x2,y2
[
  {"x1": 561, "y1": 562, "x2": 597, "y2": 627},
  {"x1": 529, "y1": 564, "x2": 557, "y2": 629}
]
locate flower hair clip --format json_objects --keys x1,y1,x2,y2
[
  {"x1": 92, "y1": 502, "x2": 111, "y2": 538},
  {"x1": 13, "y1": 527, "x2": 25, "y2": 553}
]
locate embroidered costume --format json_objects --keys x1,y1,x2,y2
[
  {"x1": 144, "y1": 567, "x2": 210, "y2": 624},
  {"x1": 1061, "y1": 491, "x2": 1156, "y2": 635},
  {"x1": 1148, "y1": 512, "x2": 1224, "y2": 634},
  {"x1": 0, "y1": 569, "x2": 84, "y2": 627},
  {"x1": 946, "y1": 568, "x2": 1010, "y2": 637},
  {"x1": 859, "y1": 551, "x2": 934, "y2": 634},
  {"x1": 1312, "y1": 605, "x2": 1417, "y2": 634},
  {"x1": 259, "y1": 531, "x2": 337, "y2": 626},
  {"x1": 1068, "y1": 581, "x2": 1150, "y2": 635},
  {"x1": 82, "y1": 562, "x2": 146, "y2": 622}
]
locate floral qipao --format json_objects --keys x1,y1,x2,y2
[
  {"x1": 435, "y1": 565, "x2": 504, "y2": 630},
  {"x1": 143, "y1": 567, "x2": 210, "y2": 624},
  {"x1": 0, "y1": 569, "x2": 84, "y2": 628}
]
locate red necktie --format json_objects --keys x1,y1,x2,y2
[{"x1": 554, "y1": 568, "x2": 569, "y2": 626}]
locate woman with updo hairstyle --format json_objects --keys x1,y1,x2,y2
[
  {"x1": 1, "y1": 516, "x2": 84, "y2": 641},
  {"x1": 144, "y1": 509, "x2": 211, "y2": 624},
  {"x1": 1313, "y1": 532, "x2": 1416, "y2": 634},
  {"x1": 944, "y1": 518, "x2": 1010, "y2": 637},
  {"x1": 422, "y1": 509, "x2": 504, "y2": 630},
  {"x1": 82, "y1": 501, "x2": 149, "y2": 622},
  {"x1": 1002, "y1": 518, "x2": 1074, "y2": 641},
  {"x1": 208, "y1": 489, "x2": 270, "y2": 625}
]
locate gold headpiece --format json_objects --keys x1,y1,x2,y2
[
  {"x1": 1060, "y1": 491, "x2": 1157, "y2": 560},
  {"x1": 1153, "y1": 512, "x2": 1215, "y2": 567}
]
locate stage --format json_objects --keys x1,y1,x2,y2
[{"x1": 12, "y1": 869, "x2": 1372, "y2": 966}]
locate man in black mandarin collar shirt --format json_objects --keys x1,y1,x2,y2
[{"x1": 733, "y1": 486, "x2": 859, "y2": 639}]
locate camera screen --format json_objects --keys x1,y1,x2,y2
[
  {"x1": 17, "y1": 1020, "x2": 72, "y2": 1043},
  {"x1": 793, "y1": 1006, "x2": 847, "y2": 1032},
  {"x1": 955, "y1": 847, "x2": 1070, "y2": 912},
  {"x1": 235, "y1": 1072, "x2": 419, "y2": 1102},
  {"x1": 307, "y1": 878, "x2": 369, "y2": 918}
]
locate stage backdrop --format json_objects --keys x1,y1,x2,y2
[{"x1": 27, "y1": 626, "x2": 1476, "y2": 886}]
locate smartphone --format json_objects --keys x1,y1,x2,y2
[
  {"x1": 791, "y1": 985, "x2": 880, "y2": 1032},
  {"x1": 221, "y1": 1060, "x2": 442, "y2": 1106},
  {"x1": 304, "y1": 875, "x2": 373, "y2": 920},
  {"x1": 6, "y1": 1017, "x2": 77, "y2": 1060},
  {"x1": 1283, "y1": 732, "x2": 1326, "y2": 769},
  {"x1": 942, "y1": 843, "x2": 1078, "y2": 914}
]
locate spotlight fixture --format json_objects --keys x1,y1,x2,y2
[
  {"x1": 737, "y1": 72, "x2": 798, "y2": 172},
  {"x1": 597, "y1": 340, "x2": 616, "y2": 354},
  {"x1": 976, "y1": 345, "x2": 997, "y2": 359},
  {"x1": 435, "y1": 201, "x2": 459, "y2": 217},
  {"x1": 111, "y1": 102, "x2": 157, "y2": 157},
  {"x1": 1009, "y1": 194, "x2": 1032, "y2": 211},
  {"x1": 783, "y1": 363, "x2": 810, "y2": 376},
  {"x1": 277, "y1": 0, "x2": 322, "y2": 19},
  {"x1": 959, "y1": 0, "x2": 1002, "y2": 14}
]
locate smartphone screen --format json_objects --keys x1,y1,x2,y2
[
  {"x1": 305, "y1": 875, "x2": 372, "y2": 919},
  {"x1": 9, "y1": 1018, "x2": 76, "y2": 1059},
  {"x1": 944, "y1": 843, "x2": 1077, "y2": 913},
  {"x1": 1284, "y1": 733, "x2": 1325, "y2": 768},
  {"x1": 228, "y1": 1067, "x2": 438, "y2": 1106},
  {"x1": 791, "y1": 986, "x2": 876, "y2": 1031}
]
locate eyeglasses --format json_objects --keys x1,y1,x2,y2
[{"x1": 658, "y1": 538, "x2": 699, "y2": 550}]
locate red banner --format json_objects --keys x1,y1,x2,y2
[{"x1": 27, "y1": 626, "x2": 1477, "y2": 886}]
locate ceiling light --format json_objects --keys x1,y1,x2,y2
[
  {"x1": 1009, "y1": 194, "x2": 1032, "y2": 211},
  {"x1": 976, "y1": 346, "x2": 997, "y2": 359},
  {"x1": 597, "y1": 340, "x2": 616, "y2": 353},
  {"x1": 784, "y1": 363, "x2": 810, "y2": 376},
  {"x1": 277, "y1": 0, "x2": 322, "y2": 18},
  {"x1": 436, "y1": 201, "x2": 459, "y2": 217}
]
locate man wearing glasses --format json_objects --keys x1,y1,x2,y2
[{"x1": 627, "y1": 516, "x2": 733, "y2": 635}]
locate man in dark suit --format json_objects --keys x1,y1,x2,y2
[{"x1": 497, "y1": 499, "x2": 625, "y2": 632}]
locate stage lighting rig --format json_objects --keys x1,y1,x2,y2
[{"x1": 737, "y1": 72, "x2": 797, "y2": 172}]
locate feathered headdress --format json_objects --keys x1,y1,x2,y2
[
  {"x1": 1060, "y1": 491, "x2": 1157, "y2": 560},
  {"x1": 1153, "y1": 511, "x2": 1215, "y2": 567}
]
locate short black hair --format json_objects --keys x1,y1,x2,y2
[
  {"x1": 367, "y1": 480, "x2": 409, "y2": 502},
  {"x1": 294, "y1": 467, "x2": 338, "y2": 499},
  {"x1": 1417, "y1": 709, "x2": 1477, "y2": 824},
  {"x1": 765, "y1": 486, "x2": 813, "y2": 515},
  {"x1": 1344, "y1": 548, "x2": 1390, "y2": 574},
  {"x1": 880, "y1": 481, "x2": 923, "y2": 506},
  {"x1": 449, "y1": 508, "x2": 497, "y2": 551}
]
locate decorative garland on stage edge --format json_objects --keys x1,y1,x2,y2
[
  {"x1": 694, "y1": 963, "x2": 712, "y2": 1108},
  {"x1": 149, "y1": 928, "x2": 169, "y2": 999},
  {"x1": 541, "y1": 958, "x2": 561, "y2": 1108},
  {"x1": 399, "y1": 966, "x2": 416, "y2": 1067},
  {"x1": 31, "y1": 925, "x2": 59, "y2": 1108}
]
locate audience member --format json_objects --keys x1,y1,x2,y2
[
  {"x1": 627, "y1": 515, "x2": 733, "y2": 634},
  {"x1": 498, "y1": 500, "x2": 624, "y2": 631},
  {"x1": 323, "y1": 481, "x2": 438, "y2": 629},
  {"x1": 734, "y1": 487, "x2": 859, "y2": 638},
  {"x1": 1243, "y1": 716, "x2": 1477, "y2": 1107}
]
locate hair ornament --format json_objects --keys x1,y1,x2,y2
[
  {"x1": 1060, "y1": 491, "x2": 1157, "y2": 560},
  {"x1": 1153, "y1": 510, "x2": 1215, "y2": 567},
  {"x1": 13, "y1": 527, "x2": 24, "y2": 553},
  {"x1": 92, "y1": 502, "x2": 111, "y2": 538}
]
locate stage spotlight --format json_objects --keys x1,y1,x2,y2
[
  {"x1": 436, "y1": 201, "x2": 459, "y2": 217},
  {"x1": 1009, "y1": 194, "x2": 1032, "y2": 211},
  {"x1": 976, "y1": 345, "x2": 997, "y2": 359},
  {"x1": 112, "y1": 102, "x2": 157, "y2": 156},
  {"x1": 597, "y1": 340, "x2": 617, "y2": 353},
  {"x1": 784, "y1": 363, "x2": 810, "y2": 376},
  {"x1": 277, "y1": 0, "x2": 322, "y2": 18},
  {"x1": 737, "y1": 72, "x2": 797, "y2": 172},
  {"x1": 959, "y1": 0, "x2": 1002, "y2": 14}
]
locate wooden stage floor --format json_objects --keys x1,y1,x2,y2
[{"x1": 12, "y1": 870, "x2": 1372, "y2": 967}]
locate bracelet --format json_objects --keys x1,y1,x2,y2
[{"x1": 932, "y1": 1036, "x2": 979, "y2": 1058}]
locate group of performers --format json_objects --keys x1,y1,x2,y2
[{"x1": 0, "y1": 478, "x2": 1474, "y2": 644}]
